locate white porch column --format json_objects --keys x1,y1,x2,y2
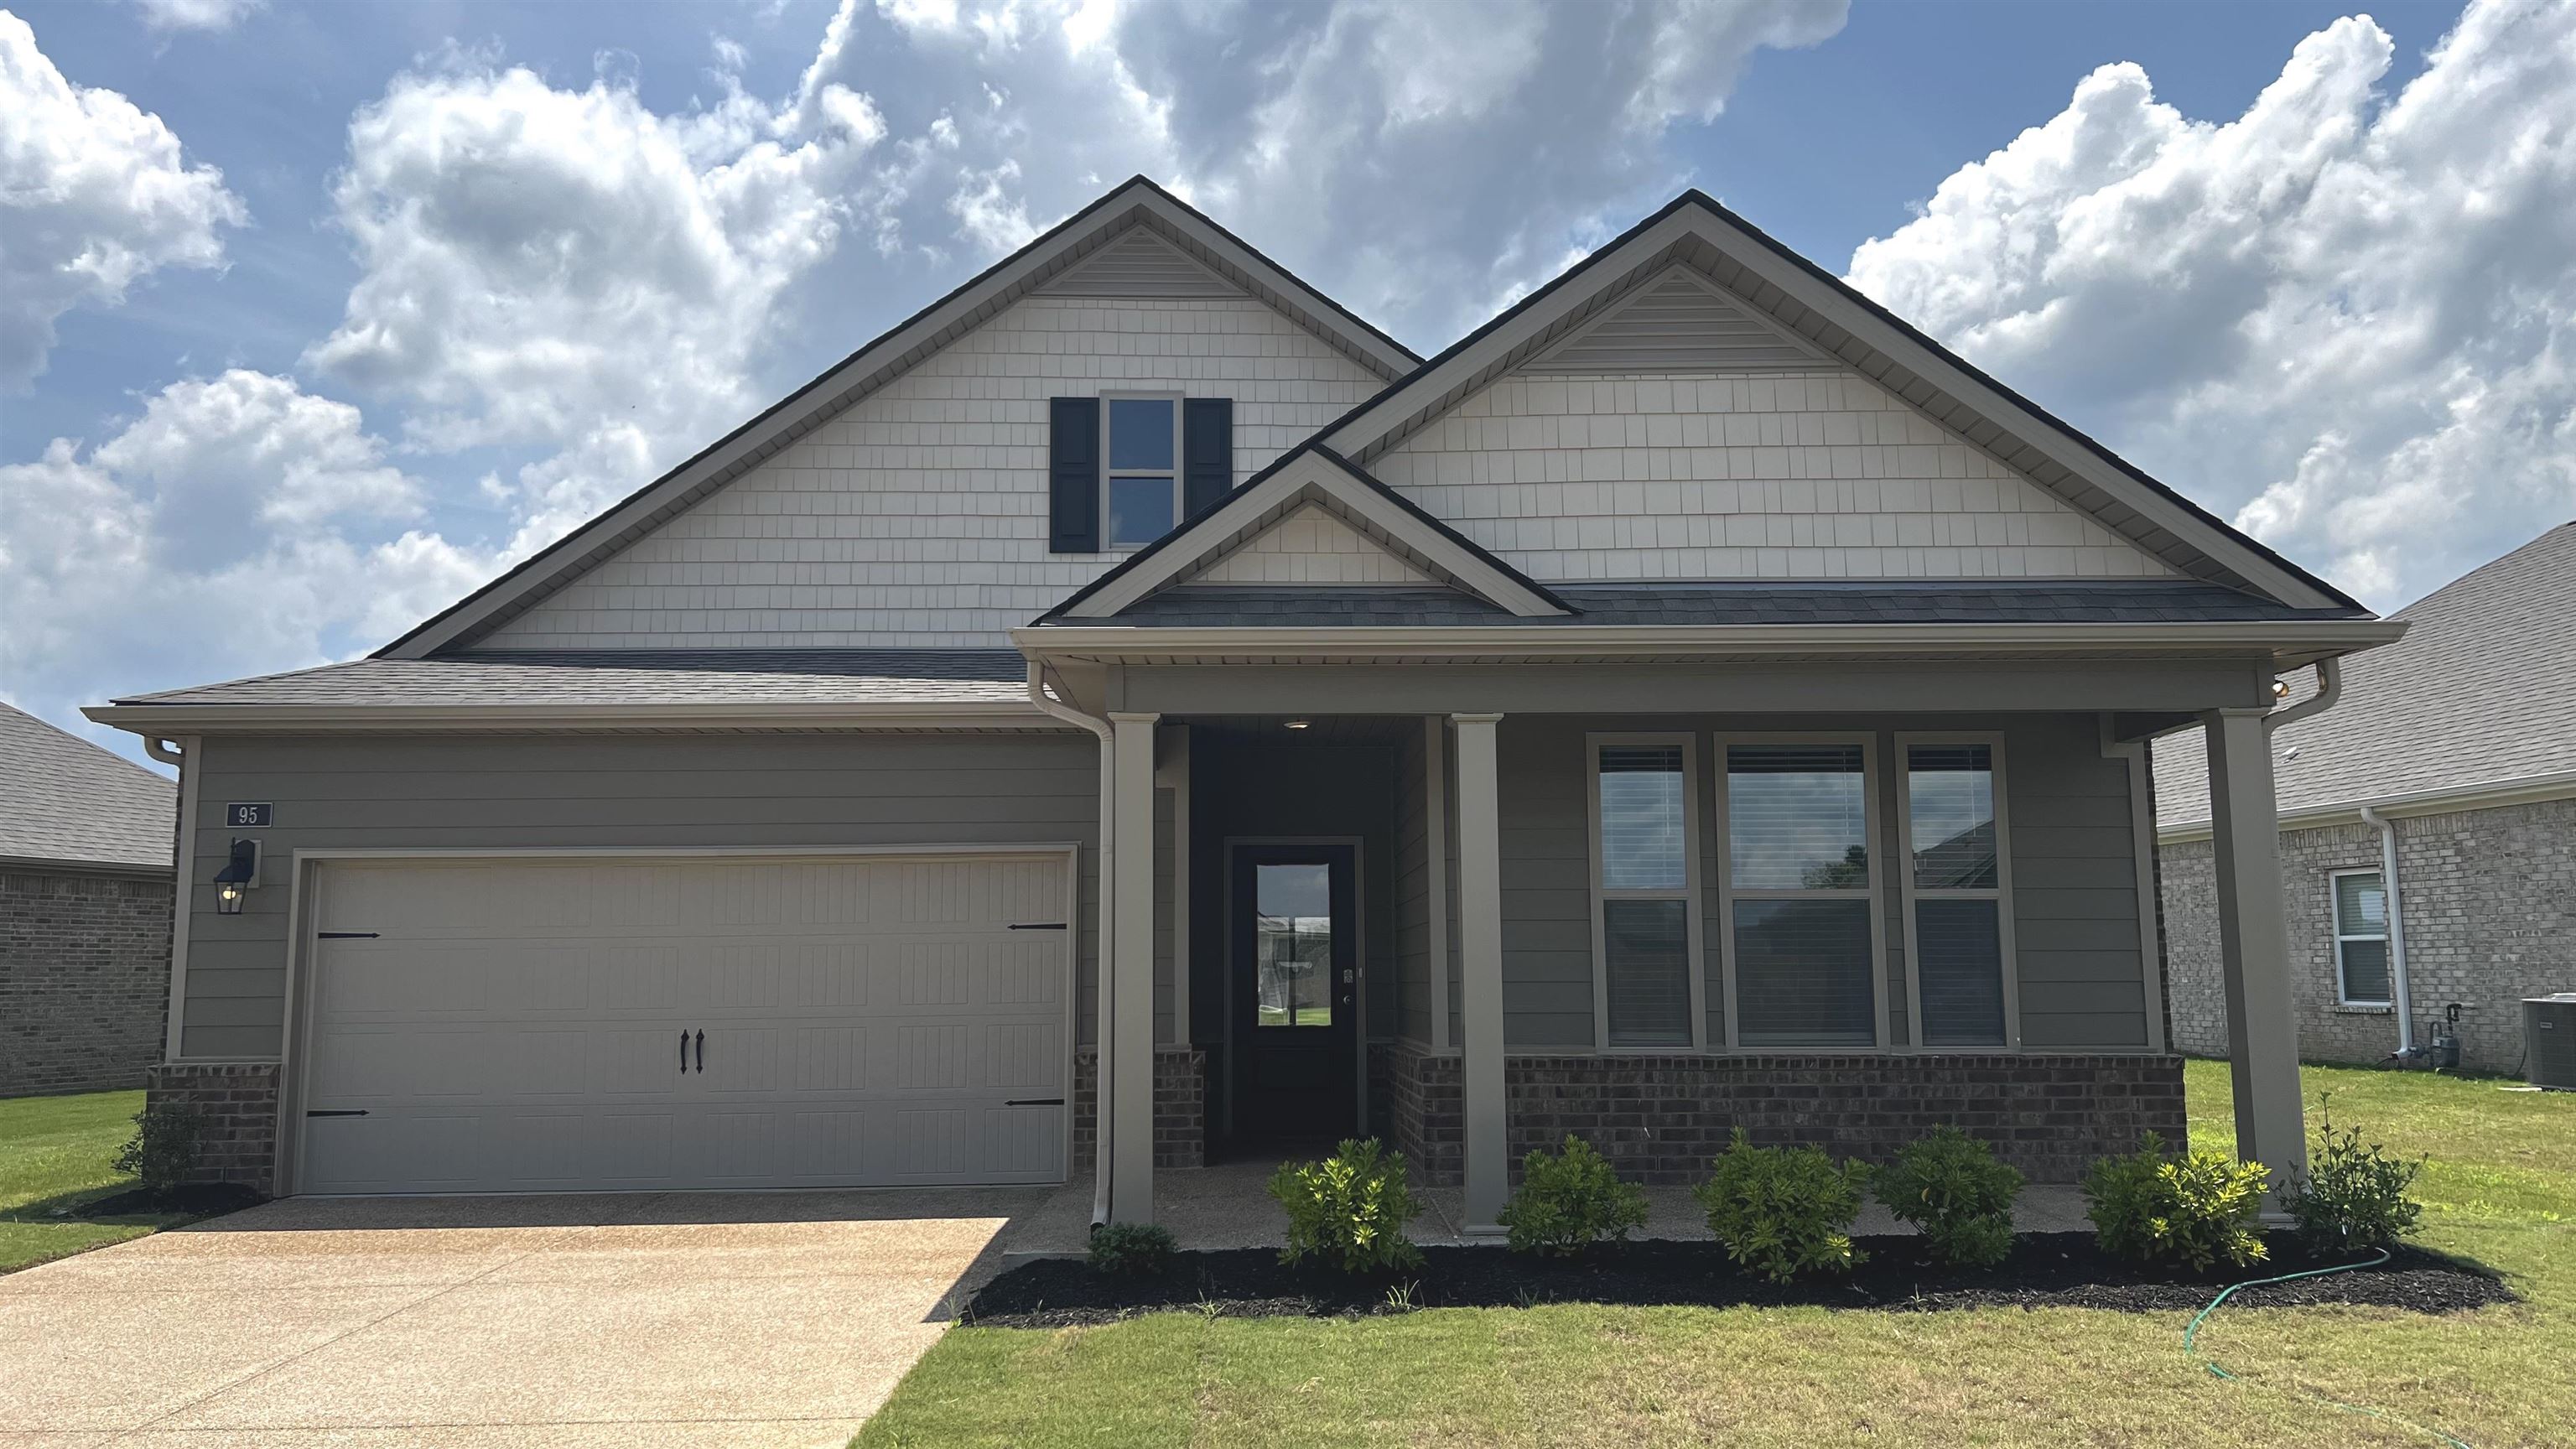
[
  {"x1": 2202, "y1": 706, "x2": 2308, "y2": 1191},
  {"x1": 1107, "y1": 710, "x2": 1161, "y2": 1223},
  {"x1": 1451, "y1": 713, "x2": 1508, "y2": 1232}
]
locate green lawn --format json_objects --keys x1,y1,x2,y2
[
  {"x1": 860, "y1": 1062, "x2": 2574, "y2": 1448},
  {"x1": 0, "y1": 1089, "x2": 184, "y2": 1272}
]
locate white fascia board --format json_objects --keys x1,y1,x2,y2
[
  {"x1": 82, "y1": 700, "x2": 1065, "y2": 734},
  {"x1": 1015, "y1": 618, "x2": 2408, "y2": 664},
  {"x1": 1062, "y1": 451, "x2": 1566, "y2": 619},
  {"x1": 2158, "y1": 766, "x2": 2576, "y2": 843}
]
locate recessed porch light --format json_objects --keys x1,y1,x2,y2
[{"x1": 1282, "y1": 719, "x2": 1311, "y2": 730}]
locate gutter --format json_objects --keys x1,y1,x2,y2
[
  {"x1": 84, "y1": 700, "x2": 1064, "y2": 734},
  {"x1": 2356, "y1": 803, "x2": 2417, "y2": 1055},
  {"x1": 2156, "y1": 766, "x2": 2576, "y2": 844},
  {"x1": 1026, "y1": 664, "x2": 1117, "y2": 1230}
]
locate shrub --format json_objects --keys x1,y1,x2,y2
[
  {"x1": 1497, "y1": 1135, "x2": 1650, "y2": 1256},
  {"x1": 1087, "y1": 1221, "x2": 1177, "y2": 1275},
  {"x1": 2082, "y1": 1132, "x2": 2269, "y2": 1271},
  {"x1": 1872, "y1": 1125, "x2": 2024, "y2": 1268},
  {"x1": 1690, "y1": 1128, "x2": 1868, "y2": 1283},
  {"x1": 1268, "y1": 1138, "x2": 1425, "y2": 1274},
  {"x1": 2279, "y1": 1097, "x2": 2424, "y2": 1254},
  {"x1": 112, "y1": 1102, "x2": 205, "y2": 1195}
]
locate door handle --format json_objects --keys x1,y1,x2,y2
[
  {"x1": 695, "y1": 1029, "x2": 705, "y2": 1074},
  {"x1": 681, "y1": 1030, "x2": 691, "y2": 1074}
]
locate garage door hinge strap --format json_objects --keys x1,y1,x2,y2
[
  {"x1": 317, "y1": 932, "x2": 380, "y2": 939},
  {"x1": 305, "y1": 1109, "x2": 368, "y2": 1118},
  {"x1": 1004, "y1": 1098, "x2": 1066, "y2": 1107},
  {"x1": 1009, "y1": 922, "x2": 1068, "y2": 930}
]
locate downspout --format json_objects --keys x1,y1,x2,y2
[
  {"x1": 1029, "y1": 662, "x2": 1116, "y2": 1228},
  {"x1": 2355, "y1": 803, "x2": 2416, "y2": 1056}
]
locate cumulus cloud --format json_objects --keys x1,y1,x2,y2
[
  {"x1": 0, "y1": 9, "x2": 247, "y2": 387},
  {"x1": 1845, "y1": 0, "x2": 2576, "y2": 607},
  {"x1": 130, "y1": 0, "x2": 262, "y2": 33},
  {"x1": 0, "y1": 371, "x2": 497, "y2": 741}
]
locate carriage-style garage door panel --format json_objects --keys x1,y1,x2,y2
[{"x1": 296, "y1": 853, "x2": 1072, "y2": 1194}]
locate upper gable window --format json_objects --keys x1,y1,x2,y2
[{"x1": 1104, "y1": 394, "x2": 1182, "y2": 548}]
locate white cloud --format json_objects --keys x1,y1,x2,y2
[
  {"x1": 130, "y1": 0, "x2": 262, "y2": 33},
  {"x1": 0, "y1": 9, "x2": 247, "y2": 387},
  {"x1": 1845, "y1": 0, "x2": 2576, "y2": 608},
  {"x1": 0, "y1": 371, "x2": 496, "y2": 743}
]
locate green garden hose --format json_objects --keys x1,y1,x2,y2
[{"x1": 2183, "y1": 1248, "x2": 2473, "y2": 1448}]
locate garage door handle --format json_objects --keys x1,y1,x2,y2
[
  {"x1": 695, "y1": 1029, "x2": 704, "y2": 1073},
  {"x1": 680, "y1": 1030, "x2": 691, "y2": 1074},
  {"x1": 1004, "y1": 1098, "x2": 1064, "y2": 1107}
]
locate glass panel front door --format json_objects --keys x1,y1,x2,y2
[{"x1": 1254, "y1": 863, "x2": 1333, "y2": 1028}]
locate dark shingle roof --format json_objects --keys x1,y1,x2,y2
[
  {"x1": 112, "y1": 651, "x2": 1031, "y2": 709},
  {"x1": 2156, "y1": 522, "x2": 2576, "y2": 828},
  {"x1": 1084, "y1": 580, "x2": 2365, "y2": 630},
  {"x1": 0, "y1": 703, "x2": 174, "y2": 870}
]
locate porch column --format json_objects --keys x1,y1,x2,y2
[
  {"x1": 1108, "y1": 710, "x2": 1161, "y2": 1223},
  {"x1": 1452, "y1": 713, "x2": 1508, "y2": 1232},
  {"x1": 2202, "y1": 706, "x2": 2308, "y2": 1192}
]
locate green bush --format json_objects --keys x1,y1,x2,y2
[
  {"x1": 1690, "y1": 1128, "x2": 1868, "y2": 1283},
  {"x1": 112, "y1": 1102, "x2": 205, "y2": 1195},
  {"x1": 1268, "y1": 1138, "x2": 1425, "y2": 1274},
  {"x1": 1497, "y1": 1135, "x2": 1650, "y2": 1256},
  {"x1": 1087, "y1": 1221, "x2": 1177, "y2": 1275},
  {"x1": 2279, "y1": 1097, "x2": 2424, "y2": 1254},
  {"x1": 1872, "y1": 1125, "x2": 2024, "y2": 1268},
  {"x1": 2082, "y1": 1132, "x2": 2270, "y2": 1270}
]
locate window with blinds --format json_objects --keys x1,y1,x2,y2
[
  {"x1": 1594, "y1": 741, "x2": 1696, "y2": 1047},
  {"x1": 1725, "y1": 742, "x2": 1876, "y2": 1046},
  {"x1": 1902, "y1": 740, "x2": 2012, "y2": 1047},
  {"x1": 2332, "y1": 870, "x2": 2392, "y2": 1005}
]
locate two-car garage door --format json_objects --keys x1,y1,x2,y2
[{"x1": 292, "y1": 852, "x2": 1074, "y2": 1196}]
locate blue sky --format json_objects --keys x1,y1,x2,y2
[{"x1": 4, "y1": 0, "x2": 2570, "y2": 766}]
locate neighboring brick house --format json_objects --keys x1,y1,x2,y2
[
  {"x1": 2158, "y1": 523, "x2": 2576, "y2": 1076},
  {"x1": 0, "y1": 703, "x2": 176, "y2": 1095}
]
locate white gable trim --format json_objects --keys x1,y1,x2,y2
[
  {"x1": 1322, "y1": 200, "x2": 2351, "y2": 611},
  {"x1": 1061, "y1": 450, "x2": 1567, "y2": 620},
  {"x1": 380, "y1": 179, "x2": 1419, "y2": 660}
]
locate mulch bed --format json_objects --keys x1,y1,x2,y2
[
  {"x1": 966, "y1": 1232, "x2": 2514, "y2": 1328},
  {"x1": 73, "y1": 1183, "x2": 264, "y2": 1219}
]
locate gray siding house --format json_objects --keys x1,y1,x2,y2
[
  {"x1": 90, "y1": 180, "x2": 2403, "y2": 1228},
  {"x1": 1, "y1": 704, "x2": 175, "y2": 1095},
  {"x1": 2158, "y1": 523, "x2": 2576, "y2": 1077}
]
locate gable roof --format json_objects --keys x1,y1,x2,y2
[
  {"x1": 0, "y1": 703, "x2": 174, "y2": 873},
  {"x1": 2156, "y1": 522, "x2": 2576, "y2": 834},
  {"x1": 378, "y1": 176, "x2": 1421, "y2": 660},
  {"x1": 1316, "y1": 191, "x2": 2363, "y2": 613}
]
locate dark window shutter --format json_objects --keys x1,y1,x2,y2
[
  {"x1": 1048, "y1": 397, "x2": 1100, "y2": 553},
  {"x1": 1182, "y1": 397, "x2": 1233, "y2": 520}
]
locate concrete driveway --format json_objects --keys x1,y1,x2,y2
[{"x1": 0, "y1": 1187, "x2": 1045, "y2": 1448}]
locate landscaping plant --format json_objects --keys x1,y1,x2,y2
[
  {"x1": 2278, "y1": 1095, "x2": 2424, "y2": 1254},
  {"x1": 1087, "y1": 1221, "x2": 1178, "y2": 1275},
  {"x1": 2082, "y1": 1131, "x2": 2269, "y2": 1270},
  {"x1": 1690, "y1": 1128, "x2": 1868, "y2": 1282},
  {"x1": 111, "y1": 1101, "x2": 205, "y2": 1197},
  {"x1": 1268, "y1": 1137, "x2": 1425, "y2": 1273},
  {"x1": 1872, "y1": 1125, "x2": 2023, "y2": 1268},
  {"x1": 1496, "y1": 1135, "x2": 1650, "y2": 1256}
]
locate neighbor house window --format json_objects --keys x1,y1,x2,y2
[
  {"x1": 1103, "y1": 394, "x2": 1182, "y2": 548},
  {"x1": 1899, "y1": 739, "x2": 2017, "y2": 1048},
  {"x1": 2332, "y1": 870, "x2": 2392, "y2": 1006},
  {"x1": 1591, "y1": 738, "x2": 1701, "y2": 1048},
  {"x1": 1721, "y1": 740, "x2": 1879, "y2": 1047}
]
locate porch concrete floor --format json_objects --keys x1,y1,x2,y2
[{"x1": 998, "y1": 1161, "x2": 2090, "y2": 1256}]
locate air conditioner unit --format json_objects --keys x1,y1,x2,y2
[{"x1": 2527, "y1": 995, "x2": 2576, "y2": 1091}]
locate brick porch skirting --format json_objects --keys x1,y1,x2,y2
[
  {"x1": 1072, "y1": 1046, "x2": 1207, "y2": 1170},
  {"x1": 1371, "y1": 1041, "x2": 2185, "y2": 1185},
  {"x1": 143, "y1": 1062, "x2": 280, "y2": 1195}
]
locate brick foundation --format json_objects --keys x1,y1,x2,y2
[
  {"x1": 1372, "y1": 1041, "x2": 2184, "y2": 1185},
  {"x1": 143, "y1": 1061, "x2": 280, "y2": 1194},
  {"x1": 1, "y1": 868, "x2": 172, "y2": 1096},
  {"x1": 1072, "y1": 1046, "x2": 1208, "y2": 1169}
]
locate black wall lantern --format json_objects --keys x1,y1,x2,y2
[{"x1": 212, "y1": 838, "x2": 261, "y2": 915}]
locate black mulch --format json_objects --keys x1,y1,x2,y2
[
  {"x1": 73, "y1": 1183, "x2": 265, "y2": 1219},
  {"x1": 965, "y1": 1233, "x2": 2514, "y2": 1328}
]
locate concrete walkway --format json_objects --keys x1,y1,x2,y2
[{"x1": 0, "y1": 1187, "x2": 1046, "y2": 1449}]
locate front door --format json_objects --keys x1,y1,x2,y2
[{"x1": 1229, "y1": 843, "x2": 1358, "y2": 1146}]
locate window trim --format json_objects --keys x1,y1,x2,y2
[
  {"x1": 1893, "y1": 731, "x2": 2022, "y2": 1052},
  {"x1": 1711, "y1": 731, "x2": 1889, "y2": 1052},
  {"x1": 2329, "y1": 866, "x2": 2394, "y2": 1008},
  {"x1": 1586, "y1": 732, "x2": 1708, "y2": 1052},
  {"x1": 1099, "y1": 391, "x2": 1186, "y2": 551}
]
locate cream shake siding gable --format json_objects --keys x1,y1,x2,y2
[
  {"x1": 480, "y1": 293, "x2": 1386, "y2": 649},
  {"x1": 1187, "y1": 502, "x2": 1441, "y2": 585},
  {"x1": 1368, "y1": 369, "x2": 2185, "y2": 584}
]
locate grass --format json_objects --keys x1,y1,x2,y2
[
  {"x1": 0, "y1": 1088, "x2": 184, "y2": 1272},
  {"x1": 860, "y1": 1062, "x2": 2574, "y2": 1448}
]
